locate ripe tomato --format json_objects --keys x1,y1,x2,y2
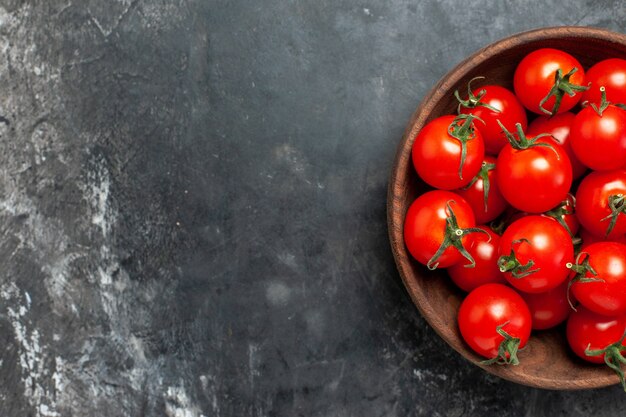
[
  {"x1": 498, "y1": 215, "x2": 574, "y2": 293},
  {"x1": 404, "y1": 191, "x2": 482, "y2": 269},
  {"x1": 496, "y1": 125, "x2": 572, "y2": 213},
  {"x1": 457, "y1": 79, "x2": 527, "y2": 155},
  {"x1": 412, "y1": 114, "x2": 485, "y2": 190},
  {"x1": 454, "y1": 156, "x2": 508, "y2": 224},
  {"x1": 458, "y1": 283, "x2": 531, "y2": 364},
  {"x1": 570, "y1": 242, "x2": 626, "y2": 317},
  {"x1": 520, "y1": 280, "x2": 570, "y2": 330},
  {"x1": 581, "y1": 58, "x2": 626, "y2": 106},
  {"x1": 566, "y1": 305, "x2": 626, "y2": 366},
  {"x1": 447, "y1": 226, "x2": 506, "y2": 292},
  {"x1": 513, "y1": 48, "x2": 587, "y2": 115},
  {"x1": 576, "y1": 170, "x2": 626, "y2": 239},
  {"x1": 569, "y1": 93, "x2": 626, "y2": 171},
  {"x1": 527, "y1": 112, "x2": 587, "y2": 179}
]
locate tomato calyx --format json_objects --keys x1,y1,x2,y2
[
  {"x1": 601, "y1": 194, "x2": 626, "y2": 237},
  {"x1": 426, "y1": 201, "x2": 489, "y2": 270},
  {"x1": 461, "y1": 160, "x2": 496, "y2": 212},
  {"x1": 539, "y1": 67, "x2": 589, "y2": 116},
  {"x1": 498, "y1": 121, "x2": 556, "y2": 154},
  {"x1": 497, "y1": 238, "x2": 539, "y2": 278},
  {"x1": 585, "y1": 331, "x2": 626, "y2": 391},
  {"x1": 566, "y1": 252, "x2": 602, "y2": 310},
  {"x1": 447, "y1": 114, "x2": 483, "y2": 180},
  {"x1": 479, "y1": 322, "x2": 522, "y2": 366},
  {"x1": 588, "y1": 86, "x2": 611, "y2": 116},
  {"x1": 454, "y1": 76, "x2": 500, "y2": 113},
  {"x1": 544, "y1": 195, "x2": 576, "y2": 236}
]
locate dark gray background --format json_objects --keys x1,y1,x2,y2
[{"x1": 0, "y1": 1, "x2": 625, "y2": 416}]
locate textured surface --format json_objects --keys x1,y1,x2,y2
[{"x1": 1, "y1": 1, "x2": 626, "y2": 416}]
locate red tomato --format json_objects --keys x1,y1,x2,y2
[
  {"x1": 496, "y1": 125, "x2": 572, "y2": 213},
  {"x1": 458, "y1": 283, "x2": 532, "y2": 363},
  {"x1": 581, "y1": 58, "x2": 626, "y2": 106},
  {"x1": 457, "y1": 80, "x2": 528, "y2": 155},
  {"x1": 454, "y1": 156, "x2": 508, "y2": 224},
  {"x1": 566, "y1": 305, "x2": 626, "y2": 365},
  {"x1": 527, "y1": 112, "x2": 587, "y2": 179},
  {"x1": 513, "y1": 48, "x2": 587, "y2": 115},
  {"x1": 576, "y1": 170, "x2": 626, "y2": 239},
  {"x1": 447, "y1": 226, "x2": 506, "y2": 292},
  {"x1": 520, "y1": 280, "x2": 570, "y2": 330},
  {"x1": 404, "y1": 191, "x2": 479, "y2": 269},
  {"x1": 412, "y1": 114, "x2": 485, "y2": 190},
  {"x1": 570, "y1": 242, "x2": 626, "y2": 317},
  {"x1": 498, "y1": 215, "x2": 574, "y2": 293},
  {"x1": 569, "y1": 96, "x2": 626, "y2": 171}
]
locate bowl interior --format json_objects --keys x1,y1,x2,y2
[{"x1": 388, "y1": 27, "x2": 626, "y2": 389}]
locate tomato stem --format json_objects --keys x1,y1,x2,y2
[
  {"x1": 447, "y1": 114, "x2": 482, "y2": 180},
  {"x1": 566, "y1": 251, "x2": 602, "y2": 311},
  {"x1": 454, "y1": 76, "x2": 500, "y2": 113},
  {"x1": 589, "y1": 86, "x2": 611, "y2": 116},
  {"x1": 601, "y1": 194, "x2": 626, "y2": 237},
  {"x1": 426, "y1": 201, "x2": 489, "y2": 270},
  {"x1": 497, "y1": 238, "x2": 539, "y2": 278},
  {"x1": 498, "y1": 121, "x2": 557, "y2": 156},
  {"x1": 539, "y1": 67, "x2": 589, "y2": 116},
  {"x1": 462, "y1": 160, "x2": 496, "y2": 213},
  {"x1": 480, "y1": 322, "x2": 522, "y2": 366},
  {"x1": 544, "y1": 196, "x2": 575, "y2": 237},
  {"x1": 585, "y1": 330, "x2": 626, "y2": 391}
]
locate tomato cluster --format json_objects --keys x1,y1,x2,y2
[{"x1": 404, "y1": 48, "x2": 626, "y2": 388}]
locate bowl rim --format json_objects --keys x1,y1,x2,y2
[{"x1": 387, "y1": 25, "x2": 626, "y2": 390}]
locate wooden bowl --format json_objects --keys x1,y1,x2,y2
[{"x1": 387, "y1": 26, "x2": 626, "y2": 390}]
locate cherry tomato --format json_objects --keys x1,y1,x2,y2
[
  {"x1": 458, "y1": 283, "x2": 531, "y2": 363},
  {"x1": 457, "y1": 80, "x2": 528, "y2": 155},
  {"x1": 404, "y1": 191, "x2": 478, "y2": 269},
  {"x1": 570, "y1": 242, "x2": 626, "y2": 317},
  {"x1": 498, "y1": 215, "x2": 574, "y2": 293},
  {"x1": 412, "y1": 114, "x2": 485, "y2": 190},
  {"x1": 513, "y1": 48, "x2": 587, "y2": 115},
  {"x1": 569, "y1": 96, "x2": 626, "y2": 171},
  {"x1": 566, "y1": 305, "x2": 626, "y2": 365},
  {"x1": 447, "y1": 226, "x2": 506, "y2": 292},
  {"x1": 520, "y1": 280, "x2": 570, "y2": 330},
  {"x1": 496, "y1": 127, "x2": 572, "y2": 213},
  {"x1": 454, "y1": 156, "x2": 508, "y2": 224},
  {"x1": 527, "y1": 112, "x2": 587, "y2": 179},
  {"x1": 576, "y1": 170, "x2": 626, "y2": 239},
  {"x1": 581, "y1": 58, "x2": 626, "y2": 106}
]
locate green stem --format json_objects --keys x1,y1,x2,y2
[
  {"x1": 455, "y1": 76, "x2": 500, "y2": 113},
  {"x1": 498, "y1": 121, "x2": 557, "y2": 156},
  {"x1": 589, "y1": 86, "x2": 611, "y2": 116},
  {"x1": 462, "y1": 160, "x2": 496, "y2": 213},
  {"x1": 539, "y1": 67, "x2": 590, "y2": 116},
  {"x1": 480, "y1": 322, "x2": 522, "y2": 366},
  {"x1": 426, "y1": 201, "x2": 490, "y2": 270},
  {"x1": 585, "y1": 330, "x2": 626, "y2": 391},
  {"x1": 601, "y1": 194, "x2": 626, "y2": 237},
  {"x1": 566, "y1": 252, "x2": 602, "y2": 311},
  {"x1": 544, "y1": 195, "x2": 575, "y2": 237},
  {"x1": 447, "y1": 114, "x2": 482, "y2": 180},
  {"x1": 497, "y1": 238, "x2": 539, "y2": 278}
]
